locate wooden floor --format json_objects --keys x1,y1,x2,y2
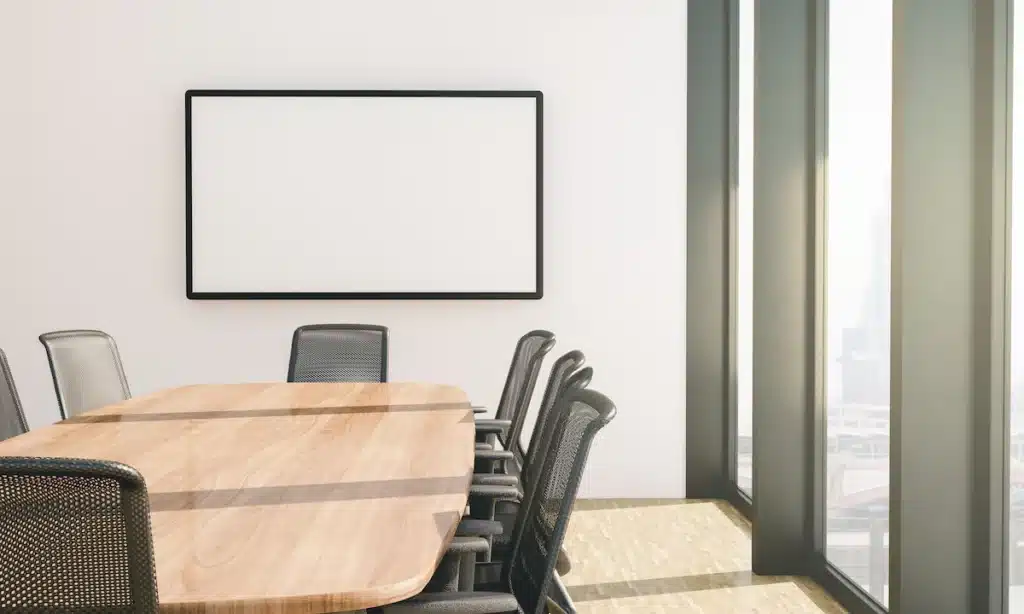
[{"x1": 560, "y1": 500, "x2": 846, "y2": 613}]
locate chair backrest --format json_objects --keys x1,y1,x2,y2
[
  {"x1": 520, "y1": 363, "x2": 593, "y2": 490},
  {"x1": 504, "y1": 387, "x2": 616, "y2": 614},
  {"x1": 287, "y1": 324, "x2": 389, "y2": 383},
  {"x1": 0, "y1": 349, "x2": 29, "y2": 441},
  {"x1": 39, "y1": 330, "x2": 131, "y2": 419},
  {"x1": 511, "y1": 350, "x2": 588, "y2": 472},
  {"x1": 0, "y1": 456, "x2": 159, "y2": 613},
  {"x1": 491, "y1": 364, "x2": 593, "y2": 555},
  {"x1": 493, "y1": 330, "x2": 556, "y2": 448}
]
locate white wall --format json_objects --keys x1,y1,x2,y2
[{"x1": 0, "y1": 0, "x2": 686, "y2": 497}]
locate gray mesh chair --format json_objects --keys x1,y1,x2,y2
[
  {"x1": 463, "y1": 359, "x2": 592, "y2": 573},
  {"x1": 474, "y1": 330, "x2": 556, "y2": 465},
  {"x1": 512, "y1": 350, "x2": 586, "y2": 478},
  {"x1": 0, "y1": 349, "x2": 29, "y2": 441},
  {"x1": 407, "y1": 346, "x2": 591, "y2": 600},
  {"x1": 287, "y1": 324, "x2": 388, "y2": 383},
  {"x1": 472, "y1": 355, "x2": 591, "y2": 502},
  {"x1": 0, "y1": 456, "x2": 159, "y2": 613},
  {"x1": 39, "y1": 330, "x2": 131, "y2": 419},
  {"x1": 381, "y1": 387, "x2": 617, "y2": 614}
]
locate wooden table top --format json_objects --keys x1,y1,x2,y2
[{"x1": 0, "y1": 382, "x2": 476, "y2": 613}]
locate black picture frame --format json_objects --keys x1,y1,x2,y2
[{"x1": 185, "y1": 89, "x2": 543, "y2": 300}]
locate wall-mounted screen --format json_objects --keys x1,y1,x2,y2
[{"x1": 185, "y1": 90, "x2": 542, "y2": 299}]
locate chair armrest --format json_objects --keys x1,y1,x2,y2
[
  {"x1": 472, "y1": 473, "x2": 519, "y2": 487},
  {"x1": 472, "y1": 406, "x2": 488, "y2": 414},
  {"x1": 445, "y1": 535, "x2": 490, "y2": 554},
  {"x1": 474, "y1": 449, "x2": 514, "y2": 462},
  {"x1": 474, "y1": 419, "x2": 511, "y2": 435},
  {"x1": 381, "y1": 592, "x2": 519, "y2": 613},
  {"x1": 474, "y1": 448, "x2": 514, "y2": 474},
  {"x1": 426, "y1": 537, "x2": 491, "y2": 593},
  {"x1": 456, "y1": 518, "x2": 504, "y2": 537},
  {"x1": 475, "y1": 442, "x2": 494, "y2": 450},
  {"x1": 468, "y1": 483, "x2": 521, "y2": 501}
]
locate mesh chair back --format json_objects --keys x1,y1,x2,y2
[
  {"x1": 0, "y1": 350, "x2": 29, "y2": 441},
  {"x1": 491, "y1": 364, "x2": 593, "y2": 553},
  {"x1": 520, "y1": 363, "x2": 593, "y2": 490},
  {"x1": 505, "y1": 388, "x2": 616, "y2": 614},
  {"x1": 493, "y1": 330, "x2": 556, "y2": 449},
  {"x1": 39, "y1": 330, "x2": 131, "y2": 419},
  {"x1": 512, "y1": 350, "x2": 588, "y2": 471},
  {"x1": 287, "y1": 324, "x2": 388, "y2": 383},
  {"x1": 0, "y1": 457, "x2": 159, "y2": 613}
]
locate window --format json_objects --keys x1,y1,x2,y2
[
  {"x1": 1009, "y1": 0, "x2": 1024, "y2": 607},
  {"x1": 735, "y1": 0, "x2": 755, "y2": 496},
  {"x1": 825, "y1": 0, "x2": 892, "y2": 606}
]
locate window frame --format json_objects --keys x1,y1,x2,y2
[{"x1": 688, "y1": 0, "x2": 1012, "y2": 612}]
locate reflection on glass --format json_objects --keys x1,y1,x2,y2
[
  {"x1": 825, "y1": 0, "x2": 891, "y2": 606},
  {"x1": 1009, "y1": 1, "x2": 1024, "y2": 609},
  {"x1": 736, "y1": 0, "x2": 755, "y2": 496}
]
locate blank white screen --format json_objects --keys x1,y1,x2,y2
[{"x1": 188, "y1": 94, "x2": 539, "y2": 295}]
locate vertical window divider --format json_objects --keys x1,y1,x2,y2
[
  {"x1": 890, "y1": 1, "x2": 1008, "y2": 610},
  {"x1": 750, "y1": 0, "x2": 816, "y2": 574},
  {"x1": 685, "y1": 0, "x2": 732, "y2": 500},
  {"x1": 809, "y1": 0, "x2": 829, "y2": 564},
  {"x1": 726, "y1": 0, "x2": 741, "y2": 491},
  {"x1": 980, "y1": 0, "x2": 1012, "y2": 610}
]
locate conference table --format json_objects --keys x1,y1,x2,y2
[{"x1": 0, "y1": 382, "x2": 476, "y2": 613}]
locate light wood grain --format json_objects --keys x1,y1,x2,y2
[
  {"x1": 0, "y1": 382, "x2": 475, "y2": 614},
  {"x1": 562, "y1": 500, "x2": 846, "y2": 613}
]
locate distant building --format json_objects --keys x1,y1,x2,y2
[{"x1": 835, "y1": 203, "x2": 890, "y2": 410}]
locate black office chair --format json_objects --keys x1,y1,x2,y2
[
  {"x1": 473, "y1": 330, "x2": 556, "y2": 468},
  {"x1": 463, "y1": 359, "x2": 592, "y2": 575},
  {"x1": 511, "y1": 350, "x2": 586, "y2": 477},
  {"x1": 0, "y1": 456, "x2": 159, "y2": 613},
  {"x1": 473, "y1": 352, "x2": 591, "y2": 498},
  {"x1": 0, "y1": 349, "x2": 29, "y2": 440},
  {"x1": 39, "y1": 330, "x2": 131, "y2": 419},
  {"x1": 380, "y1": 387, "x2": 617, "y2": 614},
  {"x1": 287, "y1": 324, "x2": 389, "y2": 383}
]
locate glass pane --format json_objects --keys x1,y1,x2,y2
[
  {"x1": 825, "y1": 0, "x2": 892, "y2": 606},
  {"x1": 1009, "y1": 0, "x2": 1024, "y2": 608},
  {"x1": 736, "y1": 0, "x2": 755, "y2": 495}
]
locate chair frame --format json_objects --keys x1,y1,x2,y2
[
  {"x1": 505, "y1": 387, "x2": 616, "y2": 614},
  {"x1": 492, "y1": 330, "x2": 556, "y2": 449},
  {"x1": 493, "y1": 330, "x2": 555, "y2": 420},
  {"x1": 287, "y1": 323, "x2": 390, "y2": 383},
  {"x1": 384, "y1": 387, "x2": 616, "y2": 614},
  {"x1": 512, "y1": 349, "x2": 587, "y2": 472},
  {"x1": 470, "y1": 365, "x2": 594, "y2": 570},
  {"x1": 39, "y1": 329, "x2": 131, "y2": 420},
  {"x1": 0, "y1": 349, "x2": 29, "y2": 436}
]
